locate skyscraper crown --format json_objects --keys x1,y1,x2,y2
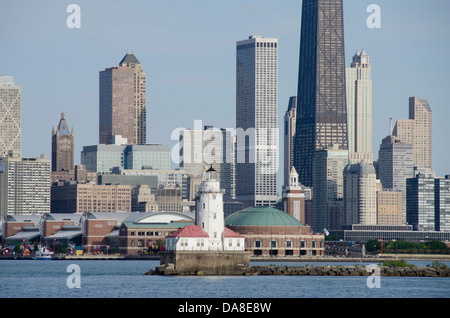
[{"x1": 119, "y1": 53, "x2": 140, "y2": 65}]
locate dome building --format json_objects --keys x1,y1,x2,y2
[{"x1": 225, "y1": 206, "x2": 325, "y2": 257}]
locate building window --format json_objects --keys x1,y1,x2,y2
[
  {"x1": 285, "y1": 240, "x2": 293, "y2": 248},
  {"x1": 300, "y1": 240, "x2": 306, "y2": 248},
  {"x1": 254, "y1": 239, "x2": 262, "y2": 248},
  {"x1": 312, "y1": 240, "x2": 316, "y2": 248},
  {"x1": 270, "y1": 239, "x2": 278, "y2": 248}
]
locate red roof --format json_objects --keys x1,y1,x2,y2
[
  {"x1": 167, "y1": 225, "x2": 209, "y2": 238},
  {"x1": 222, "y1": 227, "x2": 244, "y2": 238}
]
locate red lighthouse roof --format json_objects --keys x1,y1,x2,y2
[
  {"x1": 167, "y1": 225, "x2": 209, "y2": 238},
  {"x1": 222, "y1": 227, "x2": 244, "y2": 238}
]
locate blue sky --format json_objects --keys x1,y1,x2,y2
[{"x1": 1, "y1": 0, "x2": 449, "y2": 189}]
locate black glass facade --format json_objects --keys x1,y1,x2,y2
[{"x1": 294, "y1": 0, "x2": 348, "y2": 187}]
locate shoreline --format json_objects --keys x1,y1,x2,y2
[
  {"x1": 148, "y1": 264, "x2": 450, "y2": 277},
  {"x1": 2, "y1": 254, "x2": 450, "y2": 262}
]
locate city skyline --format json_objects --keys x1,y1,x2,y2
[{"x1": 1, "y1": 1, "x2": 449, "y2": 191}]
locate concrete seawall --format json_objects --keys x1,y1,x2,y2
[
  {"x1": 245, "y1": 265, "x2": 450, "y2": 277},
  {"x1": 147, "y1": 264, "x2": 450, "y2": 277}
]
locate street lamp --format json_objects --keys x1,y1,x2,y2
[{"x1": 392, "y1": 239, "x2": 397, "y2": 259}]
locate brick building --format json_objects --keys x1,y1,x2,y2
[
  {"x1": 51, "y1": 183, "x2": 132, "y2": 214},
  {"x1": 225, "y1": 206, "x2": 325, "y2": 257}
]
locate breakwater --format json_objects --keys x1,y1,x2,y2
[{"x1": 147, "y1": 264, "x2": 450, "y2": 277}]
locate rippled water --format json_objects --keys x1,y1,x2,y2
[{"x1": 0, "y1": 260, "x2": 448, "y2": 298}]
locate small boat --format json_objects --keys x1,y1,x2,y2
[{"x1": 34, "y1": 247, "x2": 54, "y2": 260}]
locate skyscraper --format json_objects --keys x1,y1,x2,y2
[
  {"x1": 406, "y1": 173, "x2": 436, "y2": 231},
  {"x1": 99, "y1": 54, "x2": 147, "y2": 145},
  {"x1": 0, "y1": 76, "x2": 21, "y2": 158},
  {"x1": 312, "y1": 144, "x2": 348, "y2": 232},
  {"x1": 346, "y1": 49, "x2": 373, "y2": 163},
  {"x1": 52, "y1": 112, "x2": 74, "y2": 172},
  {"x1": 343, "y1": 161, "x2": 377, "y2": 226},
  {"x1": 294, "y1": 0, "x2": 348, "y2": 187},
  {"x1": 119, "y1": 53, "x2": 147, "y2": 144},
  {"x1": 410, "y1": 97, "x2": 432, "y2": 169},
  {"x1": 393, "y1": 97, "x2": 432, "y2": 169},
  {"x1": 178, "y1": 125, "x2": 233, "y2": 199},
  {"x1": 378, "y1": 135, "x2": 414, "y2": 223},
  {"x1": 236, "y1": 35, "x2": 279, "y2": 208},
  {"x1": 284, "y1": 96, "x2": 297, "y2": 187},
  {"x1": 435, "y1": 176, "x2": 450, "y2": 232},
  {"x1": 0, "y1": 154, "x2": 51, "y2": 217},
  {"x1": 99, "y1": 66, "x2": 135, "y2": 144}
]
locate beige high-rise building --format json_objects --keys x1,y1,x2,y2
[
  {"x1": 346, "y1": 49, "x2": 372, "y2": 164},
  {"x1": 119, "y1": 53, "x2": 147, "y2": 144},
  {"x1": 131, "y1": 185, "x2": 158, "y2": 212},
  {"x1": 376, "y1": 190, "x2": 403, "y2": 225},
  {"x1": 343, "y1": 160, "x2": 377, "y2": 226},
  {"x1": 51, "y1": 183, "x2": 132, "y2": 213},
  {"x1": 410, "y1": 97, "x2": 432, "y2": 169},
  {"x1": 393, "y1": 97, "x2": 432, "y2": 169},
  {"x1": 0, "y1": 76, "x2": 21, "y2": 158}
]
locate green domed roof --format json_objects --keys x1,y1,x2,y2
[{"x1": 225, "y1": 206, "x2": 303, "y2": 227}]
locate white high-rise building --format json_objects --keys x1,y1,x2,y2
[
  {"x1": 343, "y1": 161, "x2": 377, "y2": 226},
  {"x1": 0, "y1": 153, "x2": 51, "y2": 217},
  {"x1": 0, "y1": 76, "x2": 21, "y2": 158},
  {"x1": 346, "y1": 49, "x2": 373, "y2": 164},
  {"x1": 235, "y1": 35, "x2": 279, "y2": 208},
  {"x1": 178, "y1": 125, "x2": 233, "y2": 199}
]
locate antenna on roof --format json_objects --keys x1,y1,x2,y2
[{"x1": 389, "y1": 118, "x2": 392, "y2": 136}]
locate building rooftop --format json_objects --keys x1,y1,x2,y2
[
  {"x1": 167, "y1": 225, "x2": 209, "y2": 238},
  {"x1": 119, "y1": 53, "x2": 140, "y2": 65},
  {"x1": 225, "y1": 206, "x2": 303, "y2": 227}
]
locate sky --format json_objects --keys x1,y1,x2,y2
[{"x1": 1, "y1": 0, "x2": 449, "y2": 192}]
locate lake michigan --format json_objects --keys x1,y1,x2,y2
[{"x1": 1, "y1": 259, "x2": 449, "y2": 299}]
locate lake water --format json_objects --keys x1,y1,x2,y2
[{"x1": 0, "y1": 260, "x2": 449, "y2": 299}]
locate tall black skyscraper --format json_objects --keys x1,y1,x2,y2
[{"x1": 293, "y1": 0, "x2": 348, "y2": 187}]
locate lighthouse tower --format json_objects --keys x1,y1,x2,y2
[
  {"x1": 196, "y1": 166, "x2": 225, "y2": 251},
  {"x1": 160, "y1": 167, "x2": 249, "y2": 275}
]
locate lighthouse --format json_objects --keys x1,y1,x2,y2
[
  {"x1": 196, "y1": 166, "x2": 225, "y2": 250},
  {"x1": 160, "y1": 167, "x2": 250, "y2": 275}
]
